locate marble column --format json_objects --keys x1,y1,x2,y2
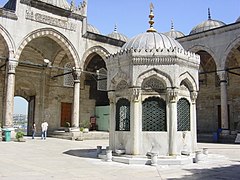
[
  {"x1": 190, "y1": 91, "x2": 198, "y2": 152},
  {"x1": 130, "y1": 87, "x2": 141, "y2": 155},
  {"x1": 218, "y1": 71, "x2": 229, "y2": 130},
  {"x1": 108, "y1": 91, "x2": 116, "y2": 150},
  {"x1": 4, "y1": 59, "x2": 18, "y2": 128},
  {"x1": 71, "y1": 68, "x2": 81, "y2": 128},
  {"x1": 168, "y1": 88, "x2": 178, "y2": 156}
]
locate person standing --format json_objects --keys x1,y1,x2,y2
[
  {"x1": 32, "y1": 123, "x2": 36, "y2": 139},
  {"x1": 41, "y1": 121, "x2": 48, "y2": 140}
]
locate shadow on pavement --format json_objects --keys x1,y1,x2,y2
[
  {"x1": 63, "y1": 148, "x2": 106, "y2": 159},
  {"x1": 169, "y1": 164, "x2": 240, "y2": 180}
]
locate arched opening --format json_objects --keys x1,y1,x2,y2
[
  {"x1": 226, "y1": 42, "x2": 240, "y2": 131},
  {"x1": 13, "y1": 96, "x2": 28, "y2": 135},
  {"x1": 16, "y1": 32, "x2": 76, "y2": 132},
  {"x1": 196, "y1": 50, "x2": 219, "y2": 133},
  {"x1": 82, "y1": 53, "x2": 109, "y2": 131}
]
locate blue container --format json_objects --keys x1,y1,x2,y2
[
  {"x1": 213, "y1": 132, "x2": 218, "y2": 142},
  {"x1": 4, "y1": 130, "x2": 11, "y2": 142}
]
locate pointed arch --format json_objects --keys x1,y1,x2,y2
[
  {"x1": 81, "y1": 46, "x2": 110, "y2": 69},
  {"x1": 15, "y1": 28, "x2": 80, "y2": 67},
  {"x1": 178, "y1": 72, "x2": 198, "y2": 91},
  {"x1": 223, "y1": 35, "x2": 240, "y2": 68},
  {"x1": 0, "y1": 24, "x2": 16, "y2": 58},
  {"x1": 136, "y1": 68, "x2": 173, "y2": 88}
]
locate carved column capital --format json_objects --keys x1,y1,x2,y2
[
  {"x1": 217, "y1": 71, "x2": 228, "y2": 83},
  {"x1": 7, "y1": 59, "x2": 18, "y2": 74},
  {"x1": 108, "y1": 91, "x2": 116, "y2": 104},
  {"x1": 167, "y1": 88, "x2": 178, "y2": 103},
  {"x1": 72, "y1": 68, "x2": 81, "y2": 82},
  {"x1": 130, "y1": 87, "x2": 141, "y2": 102},
  {"x1": 190, "y1": 91, "x2": 198, "y2": 104}
]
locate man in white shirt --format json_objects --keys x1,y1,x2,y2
[{"x1": 41, "y1": 121, "x2": 48, "y2": 140}]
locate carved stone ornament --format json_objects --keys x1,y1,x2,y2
[
  {"x1": 130, "y1": 88, "x2": 141, "y2": 102},
  {"x1": 217, "y1": 71, "x2": 228, "y2": 83},
  {"x1": 190, "y1": 91, "x2": 198, "y2": 103},
  {"x1": 167, "y1": 89, "x2": 178, "y2": 103},
  {"x1": 72, "y1": 68, "x2": 81, "y2": 82},
  {"x1": 7, "y1": 59, "x2": 18, "y2": 74}
]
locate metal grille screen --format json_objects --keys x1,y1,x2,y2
[
  {"x1": 116, "y1": 98, "x2": 130, "y2": 131},
  {"x1": 142, "y1": 97, "x2": 166, "y2": 131},
  {"x1": 177, "y1": 98, "x2": 190, "y2": 131}
]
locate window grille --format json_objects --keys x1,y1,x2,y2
[
  {"x1": 97, "y1": 68, "x2": 107, "y2": 91},
  {"x1": 116, "y1": 98, "x2": 130, "y2": 131},
  {"x1": 142, "y1": 97, "x2": 166, "y2": 131},
  {"x1": 177, "y1": 98, "x2": 190, "y2": 131},
  {"x1": 142, "y1": 77, "x2": 165, "y2": 90},
  {"x1": 63, "y1": 63, "x2": 74, "y2": 87}
]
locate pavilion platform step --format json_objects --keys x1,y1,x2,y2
[{"x1": 49, "y1": 131, "x2": 109, "y2": 140}]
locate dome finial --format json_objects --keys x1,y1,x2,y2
[
  {"x1": 147, "y1": 3, "x2": 157, "y2": 32},
  {"x1": 171, "y1": 19, "x2": 174, "y2": 30},
  {"x1": 208, "y1": 8, "x2": 211, "y2": 20},
  {"x1": 114, "y1": 24, "x2": 117, "y2": 32}
]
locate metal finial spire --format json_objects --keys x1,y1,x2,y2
[
  {"x1": 208, "y1": 8, "x2": 211, "y2": 20},
  {"x1": 114, "y1": 24, "x2": 117, "y2": 32},
  {"x1": 171, "y1": 20, "x2": 174, "y2": 30},
  {"x1": 147, "y1": 3, "x2": 157, "y2": 32}
]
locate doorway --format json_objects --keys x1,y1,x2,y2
[{"x1": 13, "y1": 96, "x2": 29, "y2": 135}]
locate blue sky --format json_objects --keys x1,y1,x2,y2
[
  {"x1": 1, "y1": 0, "x2": 240, "y2": 37},
  {"x1": 0, "y1": 0, "x2": 239, "y2": 114}
]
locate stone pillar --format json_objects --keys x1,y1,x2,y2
[
  {"x1": 168, "y1": 88, "x2": 178, "y2": 156},
  {"x1": 130, "y1": 87, "x2": 141, "y2": 155},
  {"x1": 108, "y1": 91, "x2": 116, "y2": 150},
  {"x1": 71, "y1": 68, "x2": 81, "y2": 128},
  {"x1": 218, "y1": 71, "x2": 229, "y2": 130},
  {"x1": 4, "y1": 59, "x2": 18, "y2": 127},
  {"x1": 191, "y1": 91, "x2": 198, "y2": 152}
]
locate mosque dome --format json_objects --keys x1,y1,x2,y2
[
  {"x1": 87, "y1": 24, "x2": 101, "y2": 34},
  {"x1": 164, "y1": 21, "x2": 185, "y2": 39},
  {"x1": 108, "y1": 25, "x2": 128, "y2": 42},
  {"x1": 236, "y1": 17, "x2": 240, "y2": 22},
  {"x1": 190, "y1": 8, "x2": 226, "y2": 35},
  {"x1": 122, "y1": 32, "x2": 183, "y2": 50}
]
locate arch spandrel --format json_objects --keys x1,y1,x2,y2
[{"x1": 15, "y1": 28, "x2": 80, "y2": 68}]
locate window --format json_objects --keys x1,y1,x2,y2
[
  {"x1": 63, "y1": 63, "x2": 74, "y2": 87},
  {"x1": 177, "y1": 98, "x2": 190, "y2": 131},
  {"x1": 116, "y1": 98, "x2": 130, "y2": 131},
  {"x1": 142, "y1": 97, "x2": 166, "y2": 131}
]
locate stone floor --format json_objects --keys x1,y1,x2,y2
[{"x1": 0, "y1": 137, "x2": 240, "y2": 180}]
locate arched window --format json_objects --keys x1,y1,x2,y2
[
  {"x1": 63, "y1": 63, "x2": 74, "y2": 87},
  {"x1": 177, "y1": 98, "x2": 190, "y2": 131},
  {"x1": 142, "y1": 97, "x2": 166, "y2": 131},
  {"x1": 116, "y1": 98, "x2": 130, "y2": 131},
  {"x1": 97, "y1": 68, "x2": 107, "y2": 91}
]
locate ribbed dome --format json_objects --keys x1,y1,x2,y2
[
  {"x1": 164, "y1": 21, "x2": 184, "y2": 39},
  {"x1": 236, "y1": 17, "x2": 240, "y2": 22},
  {"x1": 190, "y1": 19, "x2": 225, "y2": 35},
  {"x1": 107, "y1": 26, "x2": 128, "y2": 42},
  {"x1": 87, "y1": 24, "x2": 101, "y2": 34},
  {"x1": 122, "y1": 32, "x2": 183, "y2": 50},
  {"x1": 190, "y1": 8, "x2": 226, "y2": 35}
]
